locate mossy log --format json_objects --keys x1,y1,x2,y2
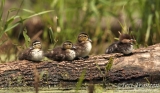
[{"x1": 1, "y1": 43, "x2": 160, "y2": 87}]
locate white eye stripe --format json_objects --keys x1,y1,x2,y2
[{"x1": 33, "y1": 42, "x2": 41, "y2": 45}]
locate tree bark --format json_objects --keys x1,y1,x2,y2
[{"x1": 1, "y1": 43, "x2": 160, "y2": 87}]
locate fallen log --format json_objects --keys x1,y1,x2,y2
[{"x1": 0, "y1": 43, "x2": 160, "y2": 87}]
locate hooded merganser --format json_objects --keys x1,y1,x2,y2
[
  {"x1": 45, "y1": 41, "x2": 76, "y2": 61},
  {"x1": 74, "y1": 33, "x2": 92, "y2": 58},
  {"x1": 105, "y1": 33, "x2": 136, "y2": 55},
  {"x1": 19, "y1": 40, "x2": 44, "y2": 61}
]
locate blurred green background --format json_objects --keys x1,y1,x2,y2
[{"x1": 0, "y1": 0, "x2": 160, "y2": 62}]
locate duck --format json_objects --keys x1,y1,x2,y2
[
  {"x1": 105, "y1": 33, "x2": 136, "y2": 55},
  {"x1": 19, "y1": 40, "x2": 44, "y2": 61},
  {"x1": 74, "y1": 32, "x2": 92, "y2": 59},
  {"x1": 45, "y1": 41, "x2": 76, "y2": 61}
]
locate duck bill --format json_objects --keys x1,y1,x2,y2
[
  {"x1": 88, "y1": 38, "x2": 92, "y2": 42},
  {"x1": 130, "y1": 39, "x2": 136, "y2": 43},
  {"x1": 72, "y1": 45, "x2": 76, "y2": 50}
]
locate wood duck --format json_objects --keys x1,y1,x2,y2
[
  {"x1": 45, "y1": 41, "x2": 76, "y2": 61},
  {"x1": 74, "y1": 32, "x2": 92, "y2": 59},
  {"x1": 105, "y1": 33, "x2": 136, "y2": 55},
  {"x1": 19, "y1": 40, "x2": 44, "y2": 61}
]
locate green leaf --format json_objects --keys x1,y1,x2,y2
[
  {"x1": 51, "y1": 0, "x2": 58, "y2": 8},
  {"x1": 106, "y1": 57, "x2": 113, "y2": 72},
  {"x1": 118, "y1": 20, "x2": 125, "y2": 31},
  {"x1": 26, "y1": 10, "x2": 54, "y2": 19},
  {"x1": 90, "y1": 0, "x2": 99, "y2": 16},
  {"x1": 6, "y1": 16, "x2": 22, "y2": 25},
  {"x1": 23, "y1": 30, "x2": 31, "y2": 47},
  {"x1": 114, "y1": 37, "x2": 119, "y2": 41},
  {"x1": 9, "y1": 8, "x2": 19, "y2": 12},
  {"x1": 75, "y1": 70, "x2": 86, "y2": 93},
  {"x1": 1, "y1": 10, "x2": 53, "y2": 39},
  {"x1": 4, "y1": 16, "x2": 14, "y2": 30},
  {"x1": 0, "y1": 0, "x2": 5, "y2": 20},
  {"x1": 48, "y1": 27, "x2": 54, "y2": 43},
  {"x1": 6, "y1": 16, "x2": 15, "y2": 25},
  {"x1": 4, "y1": 22, "x2": 20, "y2": 32},
  {"x1": 22, "y1": 9, "x2": 35, "y2": 13},
  {"x1": 145, "y1": 14, "x2": 153, "y2": 42},
  {"x1": 3, "y1": 16, "x2": 23, "y2": 35}
]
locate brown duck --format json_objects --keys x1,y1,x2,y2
[
  {"x1": 45, "y1": 41, "x2": 76, "y2": 61},
  {"x1": 74, "y1": 32, "x2": 92, "y2": 59},
  {"x1": 19, "y1": 40, "x2": 44, "y2": 61},
  {"x1": 105, "y1": 33, "x2": 136, "y2": 55}
]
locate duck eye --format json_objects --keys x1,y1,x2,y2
[{"x1": 84, "y1": 35, "x2": 88, "y2": 37}]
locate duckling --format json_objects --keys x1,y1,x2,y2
[
  {"x1": 19, "y1": 40, "x2": 44, "y2": 61},
  {"x1": 45, "y1": 41, "x2": 76, "y2": 61},
  {"x1": 74, "y1": 33, "x2": 92, "y2": 59},
  {"x1": 105, "y1": 33, "x2": 136, "y2": 55}
]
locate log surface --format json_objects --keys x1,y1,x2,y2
[{"x1": 1, "y1": 43, "x2": 160, "y2": 87}]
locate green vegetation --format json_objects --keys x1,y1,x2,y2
[
  {"x1": 75, "y1": 70, "x2": 86, "y2": 93},
  {"x1": 1, "y1": 0, "x2": 160, "y2": 59}
]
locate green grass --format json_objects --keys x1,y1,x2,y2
[{"x1": 1, "y1": 0, "x2": 160, "y2": 58}]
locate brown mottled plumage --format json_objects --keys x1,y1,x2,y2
[
  {"x1": 45, "y1": 41, "x2": 76, "y2": 61},
  {"x1": 19, "y1": 41, "x2": 43, "y2": 61},
  {"x1": 74, "y1": 33, "x2": 92, "y2": 58},
  {"x1": 105, "y1": 33, "x2": 136, "y2": 54}
]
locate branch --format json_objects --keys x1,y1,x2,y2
[{"x1": 0, "y1": 43, "x2": 160, "y2": 87}]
